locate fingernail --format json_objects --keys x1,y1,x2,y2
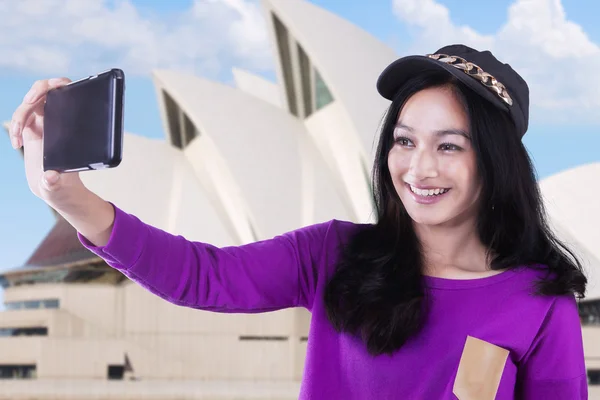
[
  {"x1": 48, "y1": 78, "x2": 62, "y2": 85},
  {"x1": 24, "y1": 89, "x2": 37, "y2": 103},
  {"x1": 10, "y1": 136, "x2": 18, "y2": 149}
]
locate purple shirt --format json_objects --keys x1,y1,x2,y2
[{"x1": 79, "y1": 204, "x2": 587, "y2": 399}]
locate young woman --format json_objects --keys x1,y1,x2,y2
[{"x1": 9, "y1": 44, "x2": 588, "y2": 399}]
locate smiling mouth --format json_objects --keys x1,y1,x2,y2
[{"x1": 406, "y1": 183, "x2": 450, "y2": 197}]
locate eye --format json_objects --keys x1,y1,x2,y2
[
  {"x1": 394, "y1": 136, "x2": 414, "y2": 147},
  {"x1": 439, "y1": 143, "x2": 462, "y2": 151}
]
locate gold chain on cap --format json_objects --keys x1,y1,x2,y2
[{"x1": 426, "y1": 53, "x2": 513, "y2": 106}]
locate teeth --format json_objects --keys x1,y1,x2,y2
[{"x1": 410, "y1": 185, "x2": 449, "y2": 197}]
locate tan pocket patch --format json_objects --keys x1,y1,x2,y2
[{"x1": 452, "y1": 335, "x2": 509, "y2": 400}]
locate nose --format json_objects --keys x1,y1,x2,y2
[{"x1": 409, "y1": 148, "x2": 439, "y2": 180}]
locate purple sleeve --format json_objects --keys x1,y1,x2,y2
[
  {"x1": 516, "y1": 294, "x2": 588, "y2": 399},
  {"x1": 78, "y1": 204, "x2": 335, "y2": 312}
]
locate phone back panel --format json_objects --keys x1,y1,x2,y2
[{"x1": 43, "y1": 69, "x2": 124, "y2": 172}]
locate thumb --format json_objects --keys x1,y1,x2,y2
[{"x1": 42, "y1": 170, "x2": 61, "y2": 191}]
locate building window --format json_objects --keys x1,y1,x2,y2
[
  {"x1": 42, "y1": 299, "x2": 59, "y2": 309},
  {"x1": 181, "y1": 112, "x2": 199, "y2": 146},
  {"x1": 579, "y1": 300, "x2": 600, "y2": 325},
  {"x1": 272, "y1": 13, "x2": 298, "y2": 116},
  {"x1": 108, "y1": 365, "x2": 125, "y2": 380},
  {"x1": 1, "y1": 266, "x2": 125, "y2": 288},
  {"x1": 5, "y1": 299, "x2": 59, "y2": 311},
  {"x1": 239, "y1": 336, "x2": 288, "y2": 341},
  {"x1": 314, "y1": 69, "x2": 334, "y2": 110},
  {"x1": 0, "y1": 365, "x2": 36, "y2": 379},
  {"x1": 161, "y1": 90, "x2": 199, "y2": 149},
  {"x1": 162, "y1": 90, "x2": 182, "y2": 149},
  {"x1": 5, "y1": 302, "x2": 21, "y2": 311},
  {"x1": 297, "y1": 43, "x2": 313, "y2": 118},
  {"x1": 23, "y1": 301, "x2": 39, "y2": 310},
  {"x1": 588, "y1": 369, "x2": 600, "y2": 385},
  {"x1": 0, "y1": 327, "x2": 47, "y2": 337}
]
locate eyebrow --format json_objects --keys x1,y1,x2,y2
[{"x1": 395, "y1": 122, "x2": 471, "y2": 140}]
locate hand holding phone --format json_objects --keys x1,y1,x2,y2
[
  {"x1": 9, "y1": 69, "x2": 125, "y2": 210},
  {"x1": 43, "y1": 68, "x2": 125, "y2": 172}
]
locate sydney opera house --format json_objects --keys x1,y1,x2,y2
[{"x1": 1, "y1": 0, "x2": 599, "y2": 398}]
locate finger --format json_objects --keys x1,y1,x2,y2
[
  {"x1": 11, "y1": 80, "x2": 47, "y2": 141},
  {"x1": 11, "y1": 134, "x2": 19, "y2": 150},
  {"x1": 10, "y1": 99, "x2": 43, "y2": 143},
  {"x1": 9, "y1": 121, "x2": 20, "y2": 149},
  {"x1": 22, "y1": 77, "x2": 70, "y2": 105},
  {"x1": 17, "y1": 113, "x2": 42, "y2": 149},
  {"x1": 41, "y1": 170, "x2": 62, "y2": 192},
  {"x1": 10, "y1": 78, "x2": 69, "y2": 145},
  {"x1": 48, "y1": 77, "x2": 71, "y2": 88},
  {"x1": 22, "y1": 79, "x2": 49, "y2": 105}
]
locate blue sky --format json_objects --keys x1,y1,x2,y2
[{"x1": 1, "y1": 0, "x2": 599, "y2": 282}]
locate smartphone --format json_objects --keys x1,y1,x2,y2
[{"x1": 43, "y1": 68, "x2": 125, "y2": 172}]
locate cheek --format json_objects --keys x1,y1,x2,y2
[
  {"x1": 387, "y1": 149, "x2": 409, "y2": 178},
  {"x1": 441, "y1": 157, "x2": 478, "y2": 191}
]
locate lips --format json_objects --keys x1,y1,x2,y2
[
  {"x1": 404, "y1": 183, "x2": 451, "y2": 205},
  {"x1": 406, "y1": 183, "x2": 450, "y2": 197}
]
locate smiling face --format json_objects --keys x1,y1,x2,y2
[{"x1": 387, "y1": 85, "x2": 482, "y2": 228}]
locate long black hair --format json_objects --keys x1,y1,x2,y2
[{"x1": 323, "y1": 69, "x2": 587, "y2": 356}]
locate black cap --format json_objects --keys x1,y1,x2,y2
[{"x1": 376, "y1": 44, "x2": 529, "y2": 138}]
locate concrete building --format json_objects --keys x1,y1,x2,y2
[
  {"x1": 0, "y1": 0, "x2": 598, "y2": 398},
  {"x1": 539, "y1": 162, "x2": 600, "y2": 392}
]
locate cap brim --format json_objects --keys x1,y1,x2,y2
[{"x1": 376, "y1": 55, "x2": 509, "y2": 113}]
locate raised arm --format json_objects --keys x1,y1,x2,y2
[
  {"x1": 10, "y1": 77, "x2": 354, "y2": 315},
  {"x1": 79, "y1": 203, "x2": 337, "y2": 313}
]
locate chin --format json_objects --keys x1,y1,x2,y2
[
  {"x1": 405, "y1": 210, "x2": 450, "y2": 227},
  {"x1": 399, "y1": 197, "x2": 456, "y2": 227}
]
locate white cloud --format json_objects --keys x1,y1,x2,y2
[
  {"x1": 393, "y1": 0, "x2": 600, "y2": 124},
  {"x1": 392, "y1": 0, "x2": 494, "y2": 50},
  {"x1": 0, "y1": 0, "x2": 273, "y2": 78}
]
